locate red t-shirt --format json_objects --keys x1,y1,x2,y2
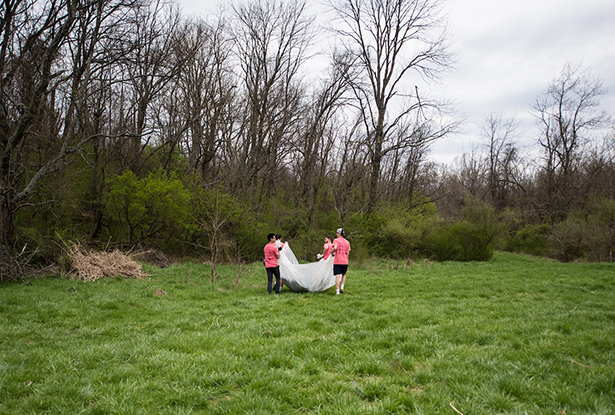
[
  {"x1": 333, "y1": 237, "x2": 350, "y2": 265},
  {"x1": 323, "y1": 242, "x2": 333, "y2": 259},
  {"x1": 264, "y1": 243, "x2": 279, "y2": 267}
]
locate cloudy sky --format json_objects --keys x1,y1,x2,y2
[{"x1": 178, "y1": 0, "x2": 615, "y2": 163}]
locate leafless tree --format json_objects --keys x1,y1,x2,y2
[
  {"x1": 120, "y1": 0, "x2": 182, "y2": 174},
  {"x1": 293, "y1": 50, "x2": 355, "y2": 227},
  {"x1": 162, "y1": 18, "x2": 235, "y2": 180},
  {"x1": 0, "y1": 0, "x2": 105, "y2": 246},
  {"x1": 330, "y1": 0, "x2": 454, "y2": 212},
  {"x1": 479, "y1": 112, "x2": 521, "y2": 210},
  {"x1": 230, "y1": 0, "x2": 314, "y2": 204},
  {"x1": 533, "y1": 64, "x2": 611, "y2": 221},
  {"x1": 328, "y1": 121, "x2": 370, "y2": 223}
]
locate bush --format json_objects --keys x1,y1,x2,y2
[
  {"x1": 418, "y1": 194, "x2": 499, "y2": 262},
  {"x1": 105, "y1": 170, "x2": 191, "y2": 246},
  {"x1": 418, "y1": 223, "x2": 461, "y2": 261},
  {"x1": 545, "y1": 197, "x2": 615, "y2": 262},
  {"x1": 506, "y1": 224, "x2": 550, "y2": 256},
  {"x1": 364, "y1": 200, "x2": 439, "y2": 259},
  {"x1": 419, "y1": 220, "x2": 493, "y2": 262}
]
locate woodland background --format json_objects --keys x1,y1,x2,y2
[{"x1": 1, "y1": 0, "x2": 614, "y2": 281}]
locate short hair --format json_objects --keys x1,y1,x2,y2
[
  {"x1": 275, "y1": 234, "x2": 281, "y2": 239},
  {"x1": 267, "y1": 233, "x2": 275, "y2": 241}
]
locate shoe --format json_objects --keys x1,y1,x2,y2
[{"x1": 340, "y1": 289, "x2": 345, "y2": 294}]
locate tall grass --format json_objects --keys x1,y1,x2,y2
[{"x1": 1, "y1": 253, "x2": 614, "y2": 414}]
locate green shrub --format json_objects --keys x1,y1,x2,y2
[
  {"x1": 418, "y1": 194, "x2": 499, "y2": 262},
  {"x1": 548, "y1": 215, "x2": 607, "y2": 262},
  {"x1": 418, "y1": 223, "x2": 462, "y2": 261},
  {"x1": 546, "y1": 197, "x2": 615, "y2": 262},
  {"x1": 362, "y1": 200, "x2": 439, "y2": 259},
  {"x1": 506, "y1": 224, "x2": 550, "y2": 256},
  {"x1": 454, "y1": 220, "x2": 495, "y2": 261},
  {"x1": 105, "y1": 170, "x2": 191, "y2": 246},
  {"x1": 419, "y1": 220, "x2": 494, "y2": 262}
]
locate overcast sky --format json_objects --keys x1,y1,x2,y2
[{"x1": 178, "y1": 0, "x2": 615, "y2": 164}]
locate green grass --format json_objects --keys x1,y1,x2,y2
[{"x1": 1, "y1": 252, "x2": 614, "y2": 414}]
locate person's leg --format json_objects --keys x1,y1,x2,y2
[
  {"x1": 340, "y1": 274, "x2": 346, "y2": 293},
  {"x1": 334, "y1": 264, "x2": 342, "y2": 295},
  {"x1": 272, "y1": 267, "x2": 281, "y2": 293},
  {"x1": 266, "y1": 268, "x2": 274, "y2": 294}
]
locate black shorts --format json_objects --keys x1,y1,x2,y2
[{"x1": 334, "y1": 264, "x2": 348, "y2": 276}]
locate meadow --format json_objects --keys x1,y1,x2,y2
[{"x1": 1, "y1": 252, "x2": 614, "y2": 414}]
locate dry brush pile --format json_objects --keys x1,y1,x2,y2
[{"x1": 69, "y1": 245, "x2": 148, "y2": 281}]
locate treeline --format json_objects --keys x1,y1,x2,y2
[{"x1": 1, "y1": 0, "x2": 614, "y2": 276}]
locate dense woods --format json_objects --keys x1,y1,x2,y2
[{"x1": 1, "y1": 0, "x2": 614, "y2": 280}]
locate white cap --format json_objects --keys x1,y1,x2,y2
[{"x1": 336, "y1": 228, "x2": 343, "y2": 234}]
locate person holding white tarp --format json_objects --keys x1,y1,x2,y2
[
  {"x1": 317, "y1": 236, "x2": 333, "y2": 260},
  {"x1": 331, "y1": 228, "x2": 351, "y2": 295},
  {"x1": 278, "y1": 242, "x2": 335, "y2": 292},
  {"x1": 274, "y1": 234, "x2": 284, "y2": 290},
  {"x1": 264, "y1": 233, "x2": 281, "y2": 294}
]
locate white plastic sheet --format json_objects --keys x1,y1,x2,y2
[{"x1": 278, "y1": 242, "x2": 335, "y2": 292}]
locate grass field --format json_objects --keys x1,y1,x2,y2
[{"x1": 1, "y1": 252, "x2": 614, "y2": 414}]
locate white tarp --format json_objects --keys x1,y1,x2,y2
[{"x1": 278, "y1": 242, "x2": 335, "y2": 292}]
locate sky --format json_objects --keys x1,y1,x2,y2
[{"x1": 178, "y1": 0, "x2": 615, "y2": 164}]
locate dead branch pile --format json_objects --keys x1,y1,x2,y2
[
  {"x1": 69, "y1": 245, "x2": 148, "y2": 281},
  {"x1": 0, "y1": 247, "x2": 23, "y2": 283},
  {"x1": 0, "y1": 245, "x2": 36, "y2": 283}
]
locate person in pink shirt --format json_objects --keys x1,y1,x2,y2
[
  {"x1": 331, "y1": 228, "x2": 351, "y2": 295},
  {"x1": 274, "y1": 234, "x2": 285, "y2": 290},
  {"x1": 321, "y1": 236, "x2": 333, "y2": 260},
  {"x1": 264, "y1": 233, "x2": 281, "y2": 294}
]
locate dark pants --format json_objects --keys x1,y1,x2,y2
[{"x1": 266, "y1": 266, "x2": 281, "y2": 293}]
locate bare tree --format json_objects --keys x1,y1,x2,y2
[
  {"x1": 230, "y1": 0, "x2": 314, "y2": 203},
  {"x1": 175, "y1": 18, "x2": 234, "y2": 180},
  {"x1": 121, "y1": 0, "x2": 182, "y2": 174},
  {"x1": 479, "y1": 112, "x2": 520, "y2": 210},
  {"x1": 294, "y1": 50, "x2": 354, "y2": 227},
  {"x1": 0, "y1": 0, "x2": 81, "y2": 246},
  {"x1": 150, "y1": 17, "x2": 235, "y2": 179},
  {"x1": 330, "y1": 0, "x2": 454, "y2": 212},
  {"x1": 533, "y1": 64, "x2": 611, "y2": 221},
  {"x1": 329, "y1": 122, "x2": 370, "y2": 223}
]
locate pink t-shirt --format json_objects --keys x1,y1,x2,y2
[
  {"x1": 333, "y1": 237, "x2": 350, "y2": 265},
  {"x1": 264, "y1": 243, "x2": 279, "y2": 267},
  {"x1": 323, "y1": 242, "x2": 333, "y2": 259}
]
